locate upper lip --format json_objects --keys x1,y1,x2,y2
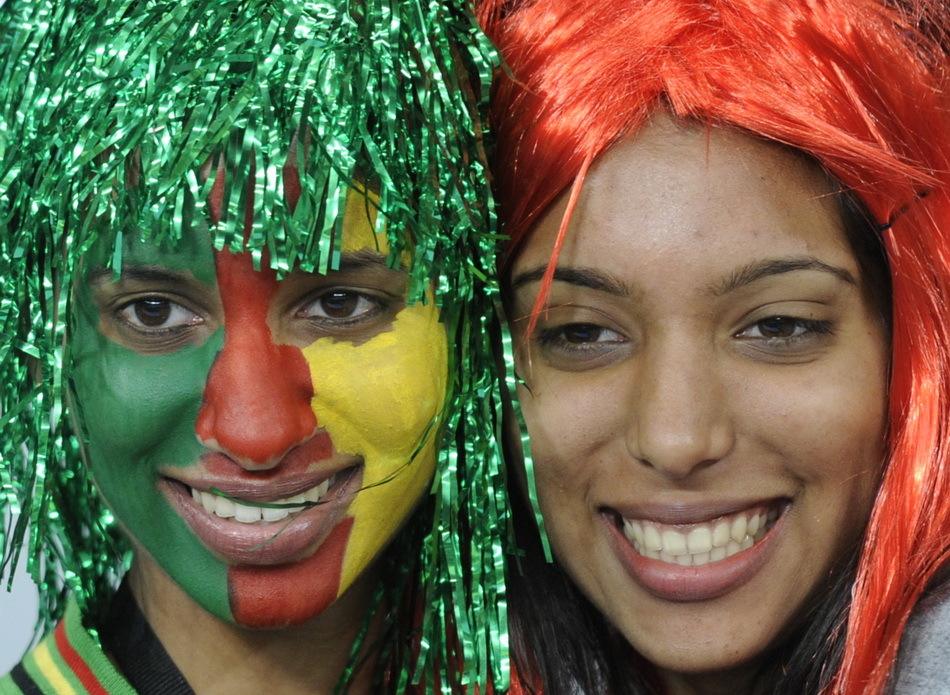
[
  {"x1": 161, "y1": 457, "x2": 363, "y2": 503},
  {"x1": 604, "y1": 496, "x2": 790, "y2": 526}
]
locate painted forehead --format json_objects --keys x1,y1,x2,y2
[{"x1": 85, "y1": 186, "x2": 394, "y2": 280}]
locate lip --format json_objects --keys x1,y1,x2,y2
[
  {"x1": 607, "y1": 498, "x2": 787, "y2": 526},
  {"x1": 603, "y1": 502, "x2": 789, "y2": 602},
  {"x1": 161, "y1": 454, "x2": 360, "y2": 502},
  {"x1": 161, "y1": 464, "x2": 363, "y2": 566}
]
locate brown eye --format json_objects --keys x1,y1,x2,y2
[
  {"x1": 562, "y1": 324, "x2": 605, "y2": 344},
  {"x1": 756, "y1": 316, "x2": 798, "y2": 339},
  {"x1": 118, "y1": 298, "x2": 201, "y2": 331},
  {"x1": 320, "y1": 291, "x2": 360, "y2": 318},
  {"x1": 134, "y1": 298, "x2": 172, "y2": 326},
  {"x1": 298, "y1": 289, "x2": 383, "y2": 323}
]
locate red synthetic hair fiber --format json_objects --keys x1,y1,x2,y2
[{"x1": 481, "y1": 1, "x2": 950, "y2": 693}]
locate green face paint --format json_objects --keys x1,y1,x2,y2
[
  {"x1": 70, "y1": 227, "x2": 233, "y2": 619},
  {"x1": 68, "y1": 195, "x2": 446, "y2": 628}
]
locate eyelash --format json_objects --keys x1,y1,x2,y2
[
  {"x1": 535, "y1": 323, "x2": 625, "y2": 355},
  {"x1": 116, "y1": 297, "x2": 202, "y2": 335},
  {"x1": 295, "y1": 289, "x2": 389, "y2": 327},
  {"x1": 534, "y1": 316, "x2": 835, "y2": 358},
  {"x1": 734, "y1": 317, "x2": 834, "y2": 345}
]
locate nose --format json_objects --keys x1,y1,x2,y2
[
  {"x1": 195, "y1": 249, "x2": 317, "y2": 469},
  {"x1": 626, "y1": 337, "x2": 734, "y2": 480}
]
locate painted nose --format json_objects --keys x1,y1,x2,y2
[
  {"x1": 195, "y1": 249, "x2": 317, "y2": 469},
  {"x1": 626, "y1": 340, "x2": 733, "y2": 479}
]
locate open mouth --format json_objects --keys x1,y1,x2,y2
[
  {"x1": 604, "y1": 498, "x2": 791, "y2": 602},
  {"x1": 160, "y1": 463, "x2": 363, "y2": 566},
  {"x1": 615, "y1": 502, "x2": 786, "y2": 567},
  {"x1": 183, "y1": 469, "x2": 350, "y2": 524}
]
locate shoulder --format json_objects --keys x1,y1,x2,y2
[
  {"x1": 891, "y1": 578, "x2": 950, "y2": 694},
  {"x1": 0, "y1": 600, "x2": 136, "y2": 695}
]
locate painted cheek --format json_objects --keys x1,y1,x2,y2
[
  {"x1": 195, "y1": 249, "x2": 317, "y2": 467},
  {"x1": 69, "y1": 290, "x2": 232, "y2": 620},
  {"x1": 302, "y1": 300, "x2": 448, "y2": 596}
]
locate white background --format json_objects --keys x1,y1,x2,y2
[{"x1": 0, "y1": 520, "x2": 40, "y2": 674}]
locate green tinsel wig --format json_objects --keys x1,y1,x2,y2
[{"x1": 0, "y1": 0, "x2": 510, "y2": 690}]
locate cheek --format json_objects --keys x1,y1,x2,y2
[
  {"x1": 518, "y1": 372, "x2": 627, "y2": 493},
  {"x1": 740, "y1": 357, "x2": 887, "y2": 486},
  {"x1": 301, "y1": 303, "x2": 447, "y2": 587},
  {"x1": 69, "y1": 299, "x2": 221, "y2": 483}
]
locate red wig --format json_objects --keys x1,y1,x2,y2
[{"x1": 481, "y1": 0, "x2": 950, "y2": 692}]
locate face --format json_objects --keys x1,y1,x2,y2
[
  {"x1": 508, "y1": 116, "x2": 888, "y2": 684},
  {"x1": 69, "y1": 187, "x2": 447, "y2": 629}
]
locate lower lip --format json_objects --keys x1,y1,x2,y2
[
  {"x1": 160, "y1": 468, "x2": 362, "y2": 566},
  {"x1": 604, "y1": 508, "x2": 787, "y2": 602}
]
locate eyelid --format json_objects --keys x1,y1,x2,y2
[{"x1": 116, "y1": 297, "x2": 204, "y2": 332}]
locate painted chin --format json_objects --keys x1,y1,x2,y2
[
  {"x1": 602, "y1": 500, "x2": 790, "y2": 603},
  {"x1": 160, "y1": 464, "x2": 363, "y2": 566}
]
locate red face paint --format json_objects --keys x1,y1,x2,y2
[
  {"x1": 229, "y1": 517, "x2": 354, "y2": 626},
  {"x1": 192, "y1": 246, "x2": 351, "y2": 627},
  {"x1": 195, "y1": 249, "x2": 317, "y2": 467}
]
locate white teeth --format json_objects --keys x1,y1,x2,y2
[
  {"x1": 644, "y1": 524, "x2": 663, "y2": 552},
  {"x1": 623, "y1": 519, "x2": 644, "y2": 546},
  {"x1": 200, "y1": 492, "x2": 216, "y2": 514},
  {"x1": 730, "y1": 515, "x2": 747, "y2": 543},
  {"x1": 304, "y1": 480, "x2": 330, "y2": 503},
  {"x1": 712, "y1": 520, "x2": 730, "y2": 547},
  {"x1": 234, "y1": 502, "x2": 262, "y2": 523},
  {"x1": 189, "y1": 475, "x2": 336, "y2": 524},
  {"x1": 662, "y1": 529, "x2": 687, "y2": 556},
  {"x1": 620, "y1": 504, "x2": 781, "y2": 567},
  {"x1": 748, "y1": 513, "x2": 761, "y2": 536},
  {"x1": 261, "y1": 505, "x2": 291, "y2": 522},
  {"x1": 686, "y1": 527, "x2": 712, "y2": 554},
  {"x1": 214, "y1": 496, "x2": 235, "y2": 518}
]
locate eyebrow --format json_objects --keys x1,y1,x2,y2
[
  {"x1": 88, "y1": 265, "x2": 197, "y2": 286},
  {"x1": 510, "y1": 265, "x2": 629, "y2": 296},
  {"x1": 89, "y1": 248, "x2": 397, "y2": 285},
  {"x1": 709, "y1": 256, "x2": 857, "y2": 296},
  {"x1": 336, "y1": 248, "x2": 399, "y2": 272},
  {"x1": 510, "y1": 255, "x2": 856, "y2": 299}
]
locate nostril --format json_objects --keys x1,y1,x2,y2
[{"x1": 195, "y1": 346, "x2": 318, "y2": 468}]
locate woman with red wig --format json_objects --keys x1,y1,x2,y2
[{"x1": 481, "y1": 1, "x2": 950, "y2": 693}]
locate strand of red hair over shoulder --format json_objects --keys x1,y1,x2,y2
[{"x1": 479, "y1": 1, "x2": 950, "y2": 692}]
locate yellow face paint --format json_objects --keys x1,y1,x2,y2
[{"x1": 301, "y1": 189, "x2": 447, "y2": 596}]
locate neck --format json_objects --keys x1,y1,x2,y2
[
  {"x1": 658, "y1": 664, "x2": 760, "y2": 695},
  {"x1": 127, "y1": 554, "x2": 382, "y2": 695}
]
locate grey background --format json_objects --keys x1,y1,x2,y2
[{"x1": 0, "y1": 518, "x2": 40, "y2": 675}]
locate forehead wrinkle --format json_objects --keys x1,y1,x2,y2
[{"x1": 707, "y1": 256, "x2": 857, "y2": 297}]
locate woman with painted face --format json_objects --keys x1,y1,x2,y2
[
  {"x1": 0, "y1": 2, "x2": 512, "y2": 694},
  {"x1": 480, "y1": 0, "x2": 950, "y2": 693}
]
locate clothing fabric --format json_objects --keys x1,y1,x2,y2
[
  {"x1": 891, "y1": 579, "x2": 950, "y2": 694},
  {"x1": 0, "y1": 584, "x2": 192, "y2": 695}
]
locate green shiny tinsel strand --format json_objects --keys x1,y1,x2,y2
[{"x1": 1, "y1": 0, "x2": 510, "y2": 690}]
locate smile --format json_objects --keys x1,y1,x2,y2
[
  {"x1": 605, "y1": 499, "x2": 790, "y2": 602},
  {"x1": 188, "y1": 474, "x2": 337, "y2": 524},
  {"x1": 619, "y1": 504, "x2": 782, "y2": 567},
  {"x1": 160, "y1": 462, "x2": 363, "y2": 566}
]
